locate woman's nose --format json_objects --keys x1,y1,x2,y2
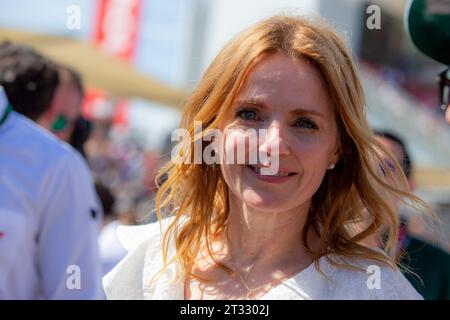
[{"x1": 258, "y1": 121, "x2": 290, "y2": 157}]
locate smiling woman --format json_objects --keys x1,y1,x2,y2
[{"x1": 103, "y1": 15, "x2": 434, "y2": 300}]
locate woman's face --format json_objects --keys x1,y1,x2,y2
[{"x1": 219, "y1": 53, "x2": 340, "y2": 213}]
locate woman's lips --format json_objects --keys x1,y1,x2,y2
[{"x1": 246, "y1": 165, "x2": 297, "y2": 184}]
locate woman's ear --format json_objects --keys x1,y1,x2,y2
[{"x1": 330, "y1": 144, "x2": 341, "y2": 167}]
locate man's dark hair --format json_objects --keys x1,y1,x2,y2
[
  {"x1": 0, "y1": 41, "x2": 59, "y2": 120},
  {"x1": 374, "y1": 130, "x2": 412, "y2": 179}
]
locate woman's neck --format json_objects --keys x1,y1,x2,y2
[{"x1": 224, "y1": 194, "x2": 318, "y2": 272}]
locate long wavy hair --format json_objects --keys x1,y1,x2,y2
[{"x1": 154, "y1": 15, "x2": 434, "y2": 279}]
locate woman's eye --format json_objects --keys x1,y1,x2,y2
[
  {"x1": 236, "y1": 109, "x2": 261, "y2": 121},
  {"x1": 294, "y1": 118, "x2": 317, "y2": 129}
]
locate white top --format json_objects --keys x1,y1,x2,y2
[
  {"x1": 0, "y1": 88, "x2": 104, "y2": 299},
  {"x1": 103, "y1": 221, "x2": 423, "y2": 300}
]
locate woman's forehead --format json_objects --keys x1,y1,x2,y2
[{"x1": 234, "y1": 53, "x2": 333, "y2": 115}]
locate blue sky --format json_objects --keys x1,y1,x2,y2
[
  {"x1": 0, "y1": 0, "x2": 190, "y2": 86},
  {"x1": 0, "y1": 0, "x2": 186, "y2": 150}
]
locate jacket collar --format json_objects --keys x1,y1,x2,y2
[{"x1": 142, "y1": 231, "x2": 185, "y2": 299}]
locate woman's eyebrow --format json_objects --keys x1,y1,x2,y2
[
  {"x1": 235, "y1": 98, "x2": 268, "y2": 110},
  {"x1": 289, "y1": 108, "x2": 326, "y2": 119},
  {"x1": 236, "y1": 99, "x2": 326, "y2": 119}
]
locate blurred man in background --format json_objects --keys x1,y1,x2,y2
[
  {"x1": 50, "y1": 65, "x2": 92, "y2": 158},
  {"x1": 0, "y1": 41, "x2": 92, "y2": 157},
  {"x1": 375, "y1": 130, "x2": 450, "y2": 300},
  {"x1": 0, "y1": 42, "x2": 103, "y2": 299}
]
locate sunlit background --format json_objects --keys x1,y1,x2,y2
[{"x1": 1, "y1": 0, "x2": 449, "y2": 250}]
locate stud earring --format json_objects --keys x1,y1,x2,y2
[{"x1": 328, "y1": 163, "x2": 335, "y2": 170}]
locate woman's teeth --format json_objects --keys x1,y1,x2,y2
[
  {"x1": 274, "y1": 172, "x2": 290, "y2": 177},
  {"x1": 247, "y1": 165, "x2": 295, "y2": 176}
]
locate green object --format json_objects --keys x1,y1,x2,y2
[
  {"x1": 405, "y1": 0, "x2": 450, "y2": 65},
  {"x1": 0, "y1": 104, "x2": 12, "y2": 127},
  {"x1": 51, "y1": 114, "x2": 69, "y2": 132},
  {"x1": 401, "y1": 237, "x2": 450, "y2": 300}
]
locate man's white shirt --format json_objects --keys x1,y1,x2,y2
[{"x1": 0, "y1": 88, "x2": 103, "y2": 299}]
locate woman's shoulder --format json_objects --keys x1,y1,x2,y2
[
  {"x1": 323, "y1": 254, "x2": 423, "y2": 300},
  {"x1": 102, "y1": 221, "x2": 165, "y2": 299},
  {"x1": 116, "y1": 221, "x2": 163, "y2": 252}
]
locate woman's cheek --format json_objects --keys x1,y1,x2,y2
[
  {"x1": 291, "y1": 138, "x2": 332, "y2": 169},
  {"x1": 223, "y1": 129, "x2": 256, "y2": 164}
]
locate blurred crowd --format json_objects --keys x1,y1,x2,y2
[
  {"x1": 0, "y1": 41, "x2": 166, "y2": 299},
  {"x1": 0, "y1": 38, "x2": 449, "y2": 300}
]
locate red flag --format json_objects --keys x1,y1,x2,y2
[{"x1": 84, "y1": 0, "x2": 142, "y2": 125}]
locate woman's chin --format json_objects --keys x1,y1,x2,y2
[{"x1": 241, "y1": 189, "x2": 290, "y2": 212}]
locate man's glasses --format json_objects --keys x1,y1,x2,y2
[{"x1": 439, "y1": 68, "x2": 450, "y2": 114}]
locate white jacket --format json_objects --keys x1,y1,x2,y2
[
  {"x1": 0, "y1": 89, "x2": 103, "y2": 299},
  {"x1": 103, "y1": 220, "x2": 423, "y2": 300}
]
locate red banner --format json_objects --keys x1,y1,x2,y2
[
  {"x1": 94, "y1": 0, "x2": 142, "y2": 60},
  {"x1": 83, "y1": 0, "x2": 142, "y2": 124}
]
